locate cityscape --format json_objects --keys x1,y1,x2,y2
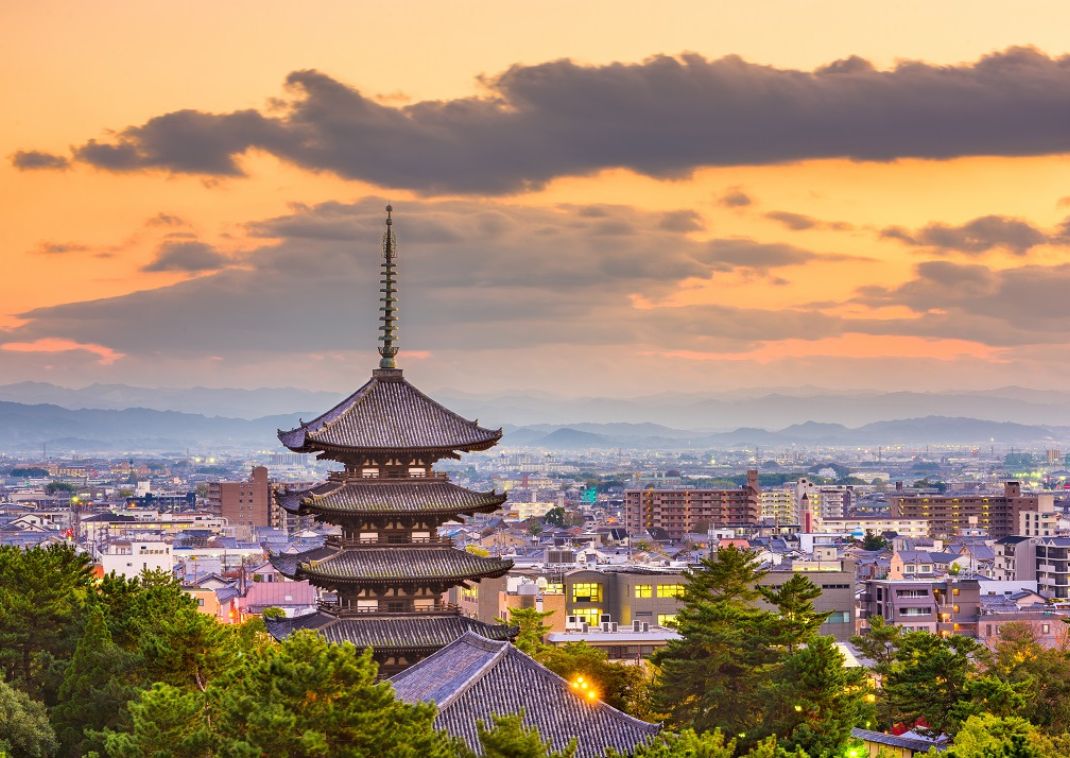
[{"x1": 5, "y1": 2, "x2": 1070, "y2": 757}]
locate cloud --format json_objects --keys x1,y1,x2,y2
[
  {"x1": 719, "y1": 188, "x2": 753, "y2": 208},
  {"x1": 32, "y1": 242, "x2": 90, "y2": 255},
  {"x1": 141, "y1": 241, "x2": 229, "y2": 272},
  {"x1": 658, "y1": 210, "x2": 704, "y2": 232},
  {"x1": 11, "y1": 150, "x2": 70, "y2": 170},
  {"x1": 6, "y1": 199, "x2": 852, "y2": 360},
  {"x1": 765, "y1": 211, "x2": 853, "y2": 232},
  {"x1": 880, "y1": 215, "x2": 1051, "y2": 254},
  {"x1": 20, "y1": 47, "x2": 1070, "y2": 193}
]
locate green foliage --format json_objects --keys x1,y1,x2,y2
[
  {"x1": 860, "y1": 531, "x2": 887, "y2": 551},
  {"x1": 758, "y1": 574, "x2": 829, "y2": 653},
  {"x1": 543, "y1": 507, "x2": 567, "y2": 527},
  {"x1": 51, "y1": 603, "x2": 135, "y2": 756},
  {"x1": 509, "y1": 607, "x2": 553, "y2": 655},
  {"x1": 538, "y1": 641, "x2": 651, "y2": 716},
  {"x1": 103, "y1": 631, "x2": 454, "y2": 758},
  {"x1": 8, "y1": 467, "x2": 49, "y2": 478},
  {"x1": 981, "y1": 623, "x2": 1070, "y2": 733},
  {"x1": 850, "y1": 616, "x2": 900, "y2": 669},
  {"x1": 0, "y1": 544, "x2": 94, "y2": 700},
  {"x1": 880, "y1": 631, "x2": 980, "y2": 734},
  {"x1": 947, "y1": 713, "x2": 1070, "y2": 758},
  {"x1": 0, "y1": 678, "x2": 58, "y2": 757},
  {"x1": 44, "y1": 481, "x2": 76, "y2": 495},
  {"x1": 625, "y1": 728, "x2": 736, "y2": 757},
  {"x1": 472, "y1": 713, "x2": 576, "y2": 758}
]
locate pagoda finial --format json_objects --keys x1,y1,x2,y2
[{"x1": 378, "y1": 204, "x2": 399, "y2": 369}]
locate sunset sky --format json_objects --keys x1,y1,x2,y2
[{"x1": 4, "y1": 1, "x2": 1070, "y2": 397}]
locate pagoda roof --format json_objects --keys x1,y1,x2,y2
[
  {"x1": 390, "y1": 632, "x2": 660, "y2": 758},
  {"x1": 265, "y1": 612, "x2": 516, "y2": 653},
  {"x1": 269, "y1": 545, "x2": 513, "y2": 585},
  {"x1": 276, "y1": 478, "x2": 506, "y2": 517},
  {"x1": 278, "y1": 369, "x2": 501, "y2": 454}
]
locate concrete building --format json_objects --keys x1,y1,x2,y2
[
  {"x1": 758, "y1": 549, "x2": 857, "y2": 641},
  {"x1": 624, "y1": 470, "x2": 760, "y2": 538},
  {"x1": 760, "y1": 489, "x2": 795, "y2": 525},
  {"x1": 1035, "y1": 536, "x2": 1070, "y2": 599},
  {"x1": 815, "y1": 516, "x2": 930, "y2": 539},
  {"x1": 993, "y1": 536, "x2": 1036, "y2": 582},
  {"x1": 861, "y1": 578, "x2": 981, "y2": 635},
  {"x1": 207, "y1": 466, "x2": 271, "y2": 529},
  {"x1": 891, "y1": 482, "x2": 1046, "y2": 538},
  {"x1": 99, "y1": 539, "x2": 173, "y2": 579}
]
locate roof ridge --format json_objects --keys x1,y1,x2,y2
[{"x1": 435, "y1": 632, "x2": 511, "y2": 710}]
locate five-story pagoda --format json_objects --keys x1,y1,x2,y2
[{"x1": 267, "y1": 206, "x2": 515, "y2": 675}]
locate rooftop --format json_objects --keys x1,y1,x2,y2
[
  {"x1": 269, "y1": 545, "x2": 513, "y2": 584},
  {"x1": 276, "y1": 478, "x2": 506, "y2": 518}
]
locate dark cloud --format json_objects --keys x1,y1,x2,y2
[
  {"x1": 880, "y1": 215, "x2": 1050, "y2": 255},
  {"x1": 7, "y1": 199, "x2": 850, "y2": 357},
  {"x1": 856, "y1": 260, "x2": 1070, "y2": 344},
  {"x1": 21, "y1": 47, "x2": 1070, "y2": 194},
  {"x1": 719, "y1": 188, "x2": 753, "y2": 208},
  {"x1": 658, "y1": 210, "x2": 704, "y2": 232},
  {"x1": 141, "y1": 241, "x2": 229, "y2": 272},
  {"x1": 765, "y1": 211, "x2": 853, "y2": 232},
  {"x1": 146, "y1": 213, "x2": 189, "y2": 227},
  {"x1": 11, "y1": 150, "x2": 70, "y2": 170}
]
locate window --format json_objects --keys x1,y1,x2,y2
[
  {"x1": 543, "y1": 582, "x2": 563, "y2": 595},
  {"x1": 461, "y1": 586, "x2": 478, "y2": 601},
  {"x1": 573, "y1": 608, "x2": 602, "y2": 625},
  {"x1": 634, "y1": 584, "x2": 652, "y2": 599},
  {"x1": 657, "y1": 584, "x2": 685, "y2": 599},
  {"x1": 900, "y1": 607, "x2": 933, "y2": 617},
  {"x1": 572, "y1": 583, "x2": 603, "y2": 603},
  {"x1": 657, "y1": 614, "x2": 677, "y2": 627}
]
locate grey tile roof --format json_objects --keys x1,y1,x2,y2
[
  {"x1": 266, "y1": 612, "x2": 516, "y2": 652},
  {"x1": 269, "y1": 545, "x2": 512, "y2": 584},
  {"x1": 276, "y1": 479, "x2": 506, "y2": 517},
  {"x1": 390, "y1": 632, "x2": 659, "y2": 758},
  {"x1": 851, "y1": 728, "x2": 948, "y2": 752},
  {"x1": 278, "y1": 369, "x2": 501, "y2": 453}
]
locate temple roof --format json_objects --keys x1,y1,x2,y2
[
  {"x1": 269, "y1": 545, "x2": 513, "y2": 584},
  {"x1": 276, "y1": 479, "x2": 507, "y2": 517},
  {"x1": 390, "y1": 632, "x2": 660, "y2": 758},
  {"x1": 266, "y1": 613, "x2": 516, "y2": 652},
  {"x1": 278, "y1": 369, "x2": 501, "y2": 454}
]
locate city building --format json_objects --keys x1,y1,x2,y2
[
  {"x1": 890, "y1": 482, "x2": 1047, "y2": 538},
  {"x1": 264, "y1": 208, "x2": 516, "y2": 675},
  {"x1": 207, "y1": 466, "x2": 271, "y2": 529},
  {"x1": 99, "y1": 539, "x2": 173, "y2": 579},
  {"x1": 624, "y1": 470, "x2": 760, "y2": 538},
  {"x1": 1035, "y1": 536, "x2": 1070, "y2": 599},
  {"x1": 860, "y1": 578, "x2": 981, "y2": 635}
]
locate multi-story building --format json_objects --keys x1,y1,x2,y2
[
  {"x1": 624, "y1": 470, "x2": 760, "y2": 538},
  {"x1": 890, "y1": 482, "x2": 1045, "y2": 538},
  {"x1": 99, "y1": 540, "x2": 173, "y2": 579},
  {"x1": 1035, "y1": 537, "x2": 1070, "y2": 599},
  {"x1": 207, "y1": 466, "x2": 272, "y2": 529},
  {"x1": 758, "y1": 550, "x2": 857, "y2": 640},
  {"x1": 992, "y1": 536, "x2": 1036, "y2": 582},
  {"x1": 759, "y1": 489, "x2": 795, "y2": 525},
  {"x1": 861, "y1": 578, "x2": 981, "y2": 635},
  {"x1": 814, "y1": 515, "x2": 929, "y2": 539}
]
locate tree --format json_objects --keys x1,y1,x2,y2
[
  {"x1": 0, "y1": 678, "x2": 58, "y2": 758},
  {"x1": 769, "y1": 635, "x2": 875, "y2": 756},
  {"x1": 947, "y1": 713, "x2": 1070, "y2": 758},
  {"x1": 759, "y1": 573, "x2": 829, "y2": 653},
  {"x1": 473, "y1": 713, "x2": 576, "y2": 758},
  {"x1": 509, "y1": 607, "x2": 553, "y2": 655},
  {"x1": 103, "y1": 630, "x2": 454, "y2": 758},
  {"x1": 881, "y1": 631, "x2": 980, "y2": 734},
  {"x1": 983, "y1": 623, "x2": 1070, "y2": 733},
  {"x1": 850, "y1": 616, "x2": 901, "y2": 670},
  {"x1": 861, "y1": 531, "x2": 887, "y2": 551},
  {"x1": 543, "y1": 507, "x2": 566, "y2": 527},
  {"x1": 51, "y1": 603, "x2": 136, "y2": 756},
  {"x1": 651, "y1": 547, "x2": 779, "y2": 739},
  {"x1": 0, "y1": 544, "x2": 94, "y2": 699},
  {"x1": 623, "y1": 728, "x2": 735, "y2": 758},
  {"x1": 538, "y1": 642, "x2": 649, "y2": 716}
]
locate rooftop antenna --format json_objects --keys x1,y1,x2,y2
[{"x1": 378, "y1": 204, "x2": 400, "y2": 369}]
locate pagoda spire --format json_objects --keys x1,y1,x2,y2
[{"x1": 378, "y1": 204, "x2": 399, "y2": 369}]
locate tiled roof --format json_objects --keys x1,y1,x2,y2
[
  {"x1": 266, "y1": 613, "x2": 516, "y2": 652},
  {"x1": 391, "y1": 632, "x2": 659, "y2": 758},
  {"x1": 243, "y1": 580, "x2": 317, "y2": 607},
  {"x1": 276, "y1": 479, "x2": 506, "y2": 517},
  {"x1": 851, "y1": 728, "x2": 949, "y2": 752},
  {"x1": 269, "y1": 545, "x2": 513, "y2": 584},
  {"x1": 278, "y1": 369, "x2": 501, "y2": 453}
]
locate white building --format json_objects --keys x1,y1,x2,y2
[{"x1": 99, "y1": 540, "x2": 173, "y2": 579}]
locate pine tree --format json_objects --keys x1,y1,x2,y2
[
  {"x1": 52, "y1": 603, "x2": 136, "y2": 756},
  {"x1": 0, "y1": 678, "x2": 58, "y2": 758},
  {"x1": 881, "y1": 631, "x2": 979, "y2": 734},
  {"x1": 509, "y1": 607, "x2": 554, "y2": 655},
  {"x1": 760, "y1": 573, "x2": 830, "y2": 653}
]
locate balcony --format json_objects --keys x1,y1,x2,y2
[
  {"x1": 318, "y1": 600, "x2": 461, "y2": 617},
  {"x1": 328, "y1": 534, "x2": 452, "y2": 548}
]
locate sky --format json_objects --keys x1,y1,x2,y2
[{"x1": 4, "y1": 1, "x2": 1070, "y2": 397}]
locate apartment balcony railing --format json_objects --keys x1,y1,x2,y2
[{"x1": 318, "y1": 600, "x2": 460, "y2": 617}]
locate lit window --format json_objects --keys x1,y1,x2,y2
[
  {"x1": 572, "y1": 583, "x2": 603, "y2": 603},
  {"x1": 657, "y1": 584, "x2": 685, "y2": 599},
  {"x1": 634, "y1": 584, "x2": 653, "y2": 599},
  {"x1": 573, "y1": 608, "x2": 602, "y2": 625},
  {"x1": 543, "y1": 582, "x2": 564, "y2": 595},
  {"x1": 657, "y1": 614, "x2": 677, "y2": 627}
]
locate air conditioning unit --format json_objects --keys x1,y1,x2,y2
[
  {"x1": 641, "y1": 622, "x2": 649, "y2": 632},
  {"x1": 610, "y1": 622, "x2": 618, "y2": 632},
  {"x1": 599, "y1": 614, "x2": 612, "y2": 624},
  {"x1": 601, "y1": 621, "x2": 612, "y2": 632},
  {"x1": 580, "y1": 622, "x2": 589, "y2": 633},
  {"x1": 632, "y1": 620, "x2": 642, "y2": 632},
  {"x1": 565, "y1": 615, "x2": 581, "y2": 631}
]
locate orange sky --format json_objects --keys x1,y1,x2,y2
[{"x1": 4, "y1": 1, "x2": 1070, "y2": 395}]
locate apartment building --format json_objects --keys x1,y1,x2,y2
[
  {"x1": 890, "y1": 482, "x2": 1045, "y2": 538},
  {"x1": 624, "y1": 470, "x2": 760, "y2": 538},
  {"x1": 207, "y1": 466, "x2": 272, "y2": 528},
  {"x1": 1035, "y1": 536, "x2": 1070, "y2": 599},
  {"x1": 861, "y1": 578, "x2": 981, "y2": 635}
]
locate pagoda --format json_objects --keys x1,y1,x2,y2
[{"x1": 266, "y1": 205, "x2": 515, "y2": 675}]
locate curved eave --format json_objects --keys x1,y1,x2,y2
[
  {"x1": 276, "y1": 432, "x2": 504, "y2": 457},
  {"x1": 274, "y1": 489, "x2": 508, "y2": 518},
  {"x1": 300, "y1": 558, "x2": 514, "y2": 586}
]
